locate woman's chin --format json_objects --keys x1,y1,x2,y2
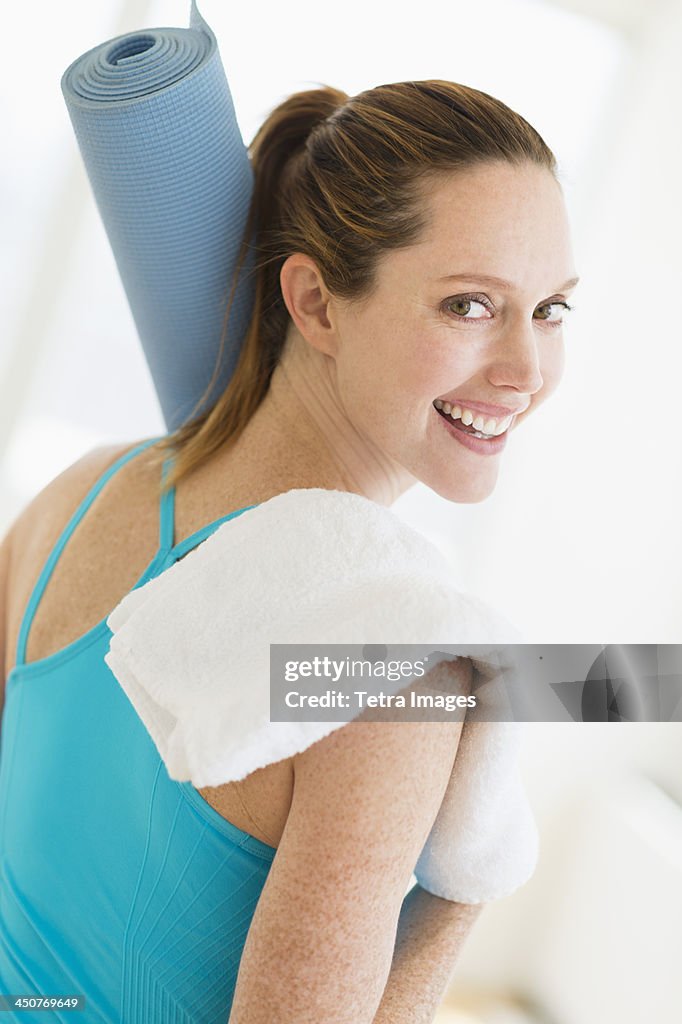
[{"x1": 431, "y1": 469, "x2": 499, "y2": 504}]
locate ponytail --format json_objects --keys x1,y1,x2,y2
[{"x1": 152, "y1": 85, "x2": 348, "y2": 492}]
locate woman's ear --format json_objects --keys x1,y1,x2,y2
[{"x1": 279, "y1": 253, "x2": 338, "y2": 357}]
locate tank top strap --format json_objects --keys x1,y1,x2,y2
[
  {"x1": 158, "y1": 455, "x2": 176, "y2": 552},
  {"x1": 168, "y1": 504, "x2": 259, "y2": 563},
  {"x1": 155, "y1": 451, "x2": 259, "y2": 566},
  {"x1": 15, "y1": 436, "x2": 163, "y2": 668}
]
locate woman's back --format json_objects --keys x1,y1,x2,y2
[
  {"x1": 0, "y1": 438, "x2": 293, "y2": 1019},
  {"x1": 2, "y1": 439, "x2": 295, "y2": 850}
]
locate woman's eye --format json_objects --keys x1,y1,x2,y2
[
  {"x1": 444, "y1": 294, "x2": 493, "y2": 322},
  {"x1": 443, "y1": 294, "x2": 575, "y2": 329},
  {"x1": 534, "y1": 301, "x2": 574, "y2": 327}
]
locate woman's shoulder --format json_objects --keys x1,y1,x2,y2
[
  {"x1": 7, "y1": 442, "x2": 140, "y2": 551},
  {"x1": 2, "y1": 441, "x2": 147, "y2": 682}
]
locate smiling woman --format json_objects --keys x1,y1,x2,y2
[
  {"x1": 148, "y1": 82, "x2": 578, "y2": 512},
  {"x1": 1, "y1": 69, "x2": 573, "y2": 1024}
]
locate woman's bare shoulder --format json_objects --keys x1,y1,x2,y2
[
  {"x1": 1, "y1": 441, "x2": 141, "y2": 686},
  {"x1": 7, "y1": 442, "x2": 143, "y2": 548}
]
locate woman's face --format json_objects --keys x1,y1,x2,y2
[{"x1": 328, "y1": 161, "x2": 579, "y2": 503}]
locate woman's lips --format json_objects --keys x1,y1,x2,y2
[
  {"x1": 436, "y1": 398, "x2": 528, "y2": 418},
  {"x1": 435, "y1": 406, "x2": 510, "y2": 455}
]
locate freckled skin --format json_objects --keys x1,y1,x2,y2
[{"x1": 229, "y1": 710, "x2": 472, "y2": 1024}]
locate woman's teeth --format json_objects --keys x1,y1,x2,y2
[{"x1": 433, "y1": 399, "x2": 512, "y2": 438}]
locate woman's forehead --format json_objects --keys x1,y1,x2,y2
[
  {"x1": 387, "y1": 167, "x2": 574, "y2": 285},
  {"x1": 420, "y1": 164, "x2": 565, "y2": 230}
]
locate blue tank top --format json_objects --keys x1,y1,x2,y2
[{"x1": 0, "y1": 437, "x2": 275, "y2": 1022}]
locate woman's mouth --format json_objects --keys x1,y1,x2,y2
[{"x1": 433, "y1": 400, "x2": 512, "y2": 455}]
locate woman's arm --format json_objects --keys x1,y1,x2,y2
[
  {"x1": 372, "y1": 885, "x2": 485, "y2": 1024},
  {"x1": 227, "y1": 715, "x2": 466, "y2": 1023}
]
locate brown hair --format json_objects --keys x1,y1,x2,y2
[{"x1": 151, "y1": 79, "x2": 558, "y2": 492}]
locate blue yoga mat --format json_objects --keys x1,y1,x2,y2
[{"x1": 61, "y1": 0, "x2": 254, "y2": 431}]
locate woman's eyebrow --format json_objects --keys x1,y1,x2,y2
[{"x1": 437, "y1": 272, "x2": 580, "y2": 292}]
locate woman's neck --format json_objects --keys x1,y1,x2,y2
[{"x1": 207, "y1": 335, "x2": 415, "y2": 509}]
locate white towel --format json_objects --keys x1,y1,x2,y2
[{"x1": 105, "y1": 486, "x2": 538, "y2": 904}]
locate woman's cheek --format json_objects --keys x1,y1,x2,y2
[{"x1": 542, "y1": 338, "x2": 566, "y2": 397}]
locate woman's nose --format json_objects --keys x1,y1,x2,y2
[{"x1": 487, "y1": 318, "x2": 545, "y2": 395}]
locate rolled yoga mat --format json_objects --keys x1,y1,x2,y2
[{"x1": 61, "y1": 0, "x2": 255, "y2": 432}]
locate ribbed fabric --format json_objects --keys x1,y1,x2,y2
[{"x1": 0, "y1": 439, "x2": 274, "y2": 1022}]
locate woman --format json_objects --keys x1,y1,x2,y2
[{"x1": 0, "y1": 81, "x2": 577, "y2": 1021}]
